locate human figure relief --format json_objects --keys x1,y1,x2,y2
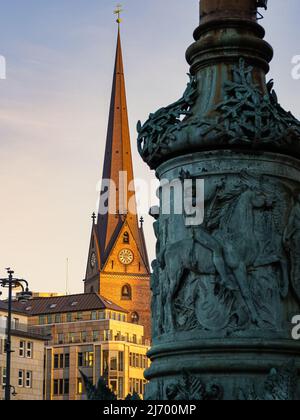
[
  {"x1": 283, "y1": 190, "x2": 300, "y2": 303},
  {"x1": 164, "y1": 174, "x2": 281, "y2": 331}
]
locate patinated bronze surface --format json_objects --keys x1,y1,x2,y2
[{"x1": 139, "y1": 0, "x2": 300, "y2": 400}]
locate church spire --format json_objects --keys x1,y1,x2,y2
[
  {"x1": 97, "y1": 23, "x2": 146, "y2": 268},
  {"x1": 84, "y1": 16, "x2": 150, "y2": 340}
]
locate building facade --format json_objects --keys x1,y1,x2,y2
[
  {"x1": 4, "y1": 293, "x2": 149, "y2": 400},
  {"x1": 83, "y1": 27, "x2": 151, "y2": 340},
  {"x1": 0, "y1": 306, "x2": 45, "y2": 400}
]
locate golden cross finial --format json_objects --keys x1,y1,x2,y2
[{"x1": 114, "y1": 4, "x2": 123, "y2": 25}]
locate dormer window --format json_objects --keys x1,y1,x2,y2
[{"x1": 123, "y1": 232, "x2": 129, "y2": 244}]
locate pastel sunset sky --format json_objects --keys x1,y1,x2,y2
[{"x1": 0, "y1": 0, "x2": 299, "y2": 294}]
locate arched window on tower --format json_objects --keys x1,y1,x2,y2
[
  {"x1": 123, "y1": 232, "x2": 130, "y2": 244},
  {"x1": 131, "y1": 312, "x2": 139, "y2": 324},
  {"x1": 121, "y1": 284, "x2": 132, "y2": 300}
]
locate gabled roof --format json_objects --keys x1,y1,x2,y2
[{"x1": 0, "y1": 293, "x2": 128, "y2": 316}]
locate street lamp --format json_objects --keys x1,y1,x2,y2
[{"x1": 0, "y1": 268, "x2": 32, "y2": 401}]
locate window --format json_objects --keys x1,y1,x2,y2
[
  {"x1": 53, "y1": 379, "x2": 59, "y2": 395},
  {"x1": 19, "y1": 341, "x2": 25, "y2": 357},
  {"x1": 54, "y1": 354, "x2": 59, "y2": 369},
  {"x1": 91, "y1": 311, "x2": 97, "y2": 321},
  {"x1": 78, "y1": 352, "x2": 93, "y2": 368},
  {"x1": 78, "y1": 352, "x2": 83, "y2": 367},
  {"x1": 60, "y1": 354, "x2": 64, "y2": 369},
  {"x1": 131, "y1": 312, "x2": 139, "y2": 324},
  {"x1": 77, "y1": 378, "x2": 83, "y2": 395},
  {"x1": 53, "y1": 379, "x2": 69, "y2": 396},
  {"x1": 110, "y1": 353, "x2": 118, "y2": 371},
  {"x1": 110, "y1": 380, "x2": 117, "y2": 395},
  {"x1": 99, "y1": 311, "x2": 105, "y2": 320},
  {"x1": 119, "y1": 352, "x2": 124, "y2": 372},
  {"x1": 13, "y1": 318, "x2": 20, "y2": 329},
  {"x1": 67, "y1": 313, "x2": 72, "y2": 323},
  {"x1": 26, "y1": 342, "x2": 33, "y2": 358},
  {"x1": 115, "y1": 331, "x2": 121, "y2": 341},
  {"x1": 81, "y1": 331, "x2": 87, "y2": 343},
  {"x1": 25, "y1": 371, "x2": 32, "y2": 388},
  {"x1": 121, "y1": 284, "x2": 132, "y2": 300},
  {"x1": 54, "y1": 353, "x2": 69, "y2": 369},
  {"x1": 93, "y1": 331, "x2": 99, "y2": 342},
  {"x1": 39, "y1": 315, "x2": 46, "y2": 325},
  {"x1": 77, "y1": 312, "x2": 83, "y2": 321},
  {"x1": 69, "y1": 333, "x2": 76, "y2": 343},
  {"x1": 104, "y1": 330, "x2": 111, "y2": 341},
  {"x1": 18, "y1": 370, "x2": 24, "y2": 387},
  {"x1": 55, "y1": 314, "x2": 61, "y2": 324},
  {"x1": 86, "y1": 352, "x2": 94, "y2": 367},
  {"x1": 64, "y1": 379, "x2": 69, "y2": 395},
  {"x1": 123, "y1": 232, "x2": 129, "y2": 244},
  {"x1": 103, "y1": 351, "x2": 109, "y2": 377},
  {"x1": 47, "y1": 315, "x2": 52, "y2": 325},
  {"x1": 118, "y1": 377, "x2": 124, "y2": 399},
  {"x1": 58, "y1": 333, "x2": 64, "y2": 344},
  {"x1": 129, "y1": 378, "x2": 133, "y2": 394}
]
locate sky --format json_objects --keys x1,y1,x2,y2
[{"x1": 0, "y1": 0, "x2": 299, "y2": 295}]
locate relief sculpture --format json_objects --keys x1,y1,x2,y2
[
  {"x1": 284, "y1": 191, "x2": 300, "y2": 304},
  {"x1": 153, "y1": 172, "x2": 295, "y2": 336}
]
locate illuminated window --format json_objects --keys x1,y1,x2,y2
[
  {"x1": 77, "y1": 378, "x2": 83, "y2": 395},
  {"x1": 84, "y1": 351, "x2": 94, "y2": 367}
]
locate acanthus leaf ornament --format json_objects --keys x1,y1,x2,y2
[{"x1": 138, "y1": 59, "x2": 300, "y2": 170}]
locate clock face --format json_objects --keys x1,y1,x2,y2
[
  {"x1": 90, "y1": 252, "x2": 97, "y2": 268},
  {"x1": 119, "y1": 249, "x2": 134, "y2": 265}
]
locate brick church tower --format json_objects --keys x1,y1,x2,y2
[{"x1": 84, "y1": 26, "x2": 151, "y2": 340}]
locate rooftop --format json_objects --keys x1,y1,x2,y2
[{"x1": 0, "y1": 293, "x2": 128, "y2": 316}]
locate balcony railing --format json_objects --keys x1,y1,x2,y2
[
  {"x1": 0, "y1": 321, "x2": 52, "y2": 340},
  {"x1": 52, "y1": 332, "x2": 150, "y2": 346}
]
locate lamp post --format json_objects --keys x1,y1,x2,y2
[{"x1": 0, "y1": 268, "x2": 32, "y2": 401}]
